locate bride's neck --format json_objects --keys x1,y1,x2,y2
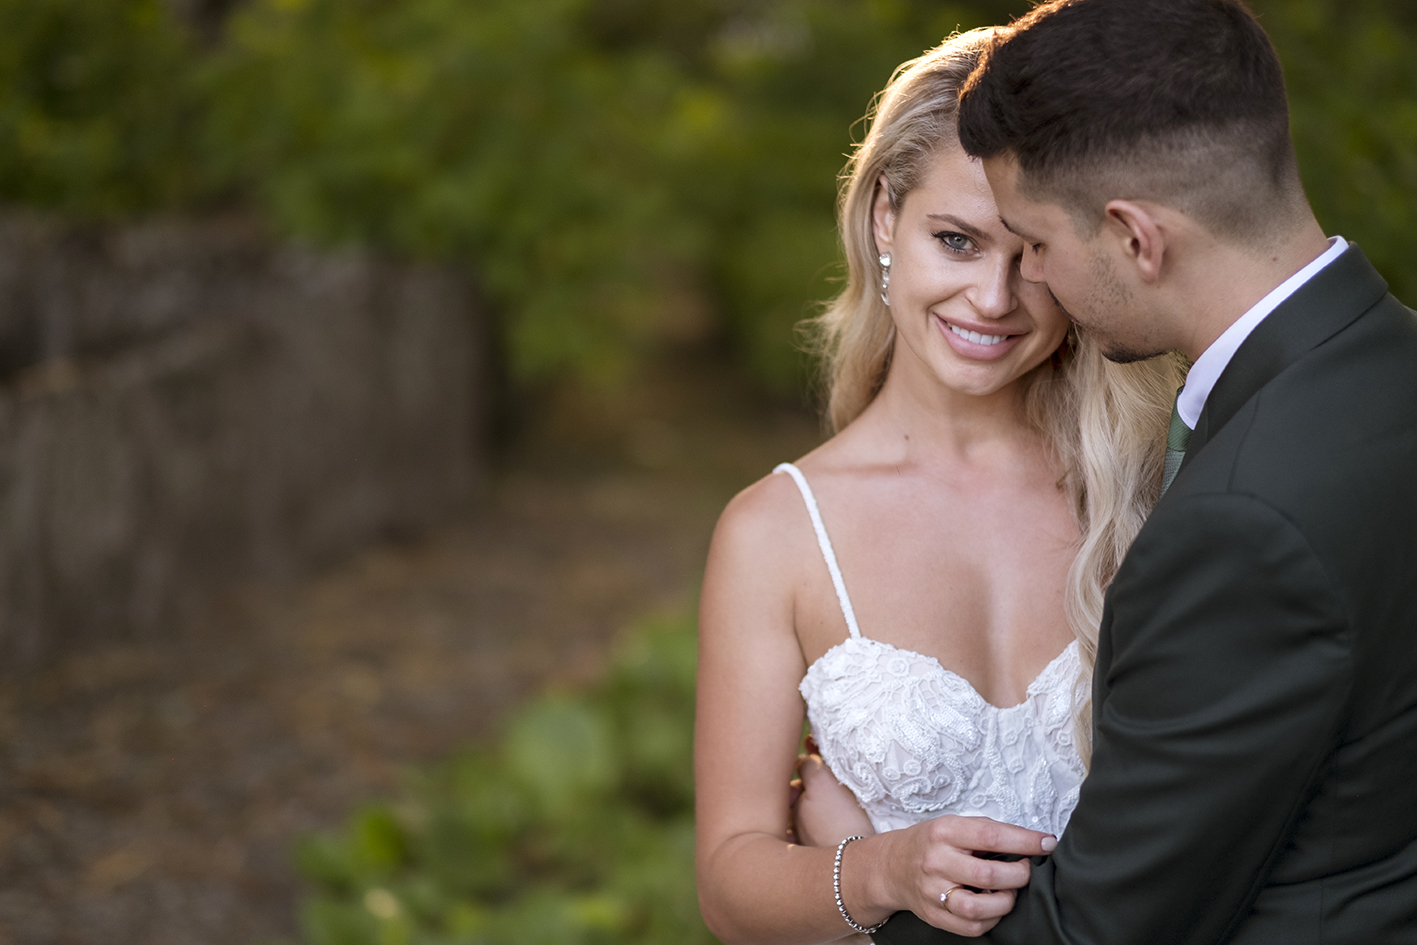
[{"x1": 862, "y1": 362, "x2": 1045, "y2": 470}]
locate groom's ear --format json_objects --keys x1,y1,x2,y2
[{"x1": 1103, "y1": 199, "x2": 1166, "y2": 284}]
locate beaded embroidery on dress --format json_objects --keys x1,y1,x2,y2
[{"x1": 776, "y1": 463, "x2": 1086, "y2": 838}]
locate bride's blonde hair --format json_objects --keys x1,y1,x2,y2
[{"x1": 808, "y1": 28, "x2": 1183, "y2": 765}]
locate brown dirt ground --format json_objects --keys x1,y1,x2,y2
[{"x1": 0, "y1": 357, "x2": 821, "y2": 945}]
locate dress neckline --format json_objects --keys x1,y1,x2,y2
[
  {"x1": 804, "y1": 636, "x2": 1079, "y2": 713},
  {"x1": 775, "y1": 461, "x2": 1080, "y2": 713}
]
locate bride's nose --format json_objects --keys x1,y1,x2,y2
[{"x1": 967, "y1": 254, "x2": 1017, "y2": 319}]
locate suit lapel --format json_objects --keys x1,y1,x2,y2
[{"x1": 1178, "y1": 245, "x2": 1388, "y2": 471}]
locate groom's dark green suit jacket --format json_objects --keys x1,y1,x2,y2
[{"x1": 874, "y1": 244, "x2": 1417, "y2": 945}]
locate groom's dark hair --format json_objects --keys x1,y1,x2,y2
[{"x1": 957, "y1": 0, "x2": 1307, "y2": 244}]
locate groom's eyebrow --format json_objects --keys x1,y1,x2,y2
[
  {"x1": 926, "y1": 214, "x2": 990, "y2": 242},
  {"x1": 999, "y1": 216, "x2": 1043, "y2": 244}
]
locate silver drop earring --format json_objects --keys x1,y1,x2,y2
[{"x1": 878, "y1": 253, "x2": 892, "y2": 305}]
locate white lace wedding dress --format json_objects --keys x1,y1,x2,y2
[{"x1": 776, "y1": 463, "x2": 1086, "y2": 839}]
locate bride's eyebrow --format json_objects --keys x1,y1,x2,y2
[{"x1": 925, "y1": 214, "x2": 989, "y2": 242}]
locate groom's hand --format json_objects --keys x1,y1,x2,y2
[{"x1": 788, "y1": 740, "x2": 875, "y2": 847}]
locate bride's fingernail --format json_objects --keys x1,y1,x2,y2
[{"x1": 1041, "y1": 836, "x2": 1058, "y2": 853}]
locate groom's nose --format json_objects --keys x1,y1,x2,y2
[{"x1": 1018, "y1": 248, "x2": 1046, "y2": 285}]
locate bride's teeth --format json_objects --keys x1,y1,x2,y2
[{"x1": 949, "y1": 323, "x2": 1007, "y2": 346}]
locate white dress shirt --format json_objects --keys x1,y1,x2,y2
[{"x1": 1176, "y1": 235, "x2": 1349, "y2": 430}]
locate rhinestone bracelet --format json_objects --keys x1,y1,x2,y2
[{"x1": 833, "y1": 835, "x2": 884, "y2": 935}]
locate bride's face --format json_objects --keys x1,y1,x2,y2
[{"x1": 873, "y1": 146, "x2": 1070, "y2": 399}]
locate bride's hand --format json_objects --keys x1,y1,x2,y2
[
  {"x1": 789, "y1": 740, "x2": 874, "y2": 847},
  {"x1": 871, "y1": 815, "x2": 1058, "y2": 936}
]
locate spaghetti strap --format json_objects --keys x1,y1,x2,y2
[{"x1": 773, "y1": 463, "x2": 863, "y2": 640}]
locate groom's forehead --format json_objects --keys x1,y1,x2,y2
[
  {"x1": 981, "y1": 155, "x2": 1030, "y2": 211},
  {"x1": 982, "y1": 162, "x2": 1065, "y2": 238},
  {"x1": 981, "y1": 151, "x2": 1094, "y2": 243}
]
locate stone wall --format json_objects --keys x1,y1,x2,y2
[{"x1": 0, "y1": 216, "x2": 485, "y2": 670}]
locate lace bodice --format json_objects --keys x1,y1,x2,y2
[{"x1": 776, "y1": 463, "x2": 1087, "y2": 838}]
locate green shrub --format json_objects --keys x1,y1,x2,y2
[
  {"x1": 288, "y1": 612, "x2": 713, "y2": 945},
  {"x1": 203, "y1": 0, "x2": 704, "y2": 386},
  {"x1": 0, "y1": 0, "x2": 201, "y2": 214}
]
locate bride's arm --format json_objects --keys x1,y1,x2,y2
[{"x1": 694, "y1": 477, "x2": 1055, "y2": 944}]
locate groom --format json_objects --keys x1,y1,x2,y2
[{"x1": 875, "y1": 1, "x2": 1417, "y2": 943}]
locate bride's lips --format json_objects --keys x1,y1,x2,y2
[{"x1": 934, "y1": 314, "x2": 1025, "y2": 361}]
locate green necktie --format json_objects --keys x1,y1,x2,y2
[{"x1": 1160, "y1": 388, "x2": 1191, "y2": 497}]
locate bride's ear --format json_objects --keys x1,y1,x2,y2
[{"x1": 872, "y1": 175, "x2": 897, "y2": 257}]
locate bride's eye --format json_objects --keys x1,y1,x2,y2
[{"x1": 933, "y1": 231, "x2": 975, "y2": 255}]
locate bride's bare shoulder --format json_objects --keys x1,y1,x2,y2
[
  {"x1": 706, "y1": 426, "x2": 871, "y2": 582},
  {"x1": 700, "y1": 438, "x2": 871, "y2": 654},
  {"x1": 710, "y1": 465, "x2": 808, "y2": 561},
  {"x1": 712, "y1": 434, "x2": 850, "y2": 536}
]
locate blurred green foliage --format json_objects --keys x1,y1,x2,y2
[
  {"x1": 1257, "y1": 0, "x2": 1417, "y2": 305},
  {"x1": 0, "y1": 0, "x2": 201, "y2": 214},
  {"x1": 287, "y1": 612, "x2": 708, "y2": 945},
  {"x1": 0, "y1": 0, "x2": 1412, "y2": 388},
  {"x1": 199, "y1": 0, "x2": 1026, "y2": 387}
]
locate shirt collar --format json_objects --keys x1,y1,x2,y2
[{"x1": 1176, "y1": 235, "x2": 1348, "y2": 430}]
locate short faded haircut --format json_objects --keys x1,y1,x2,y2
[{"x1": 958, "y1": 0, "x2": 1307, "y2": 244}]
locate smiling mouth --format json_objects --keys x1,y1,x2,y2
[{"x1": 944, "y1": 321, "x2": 1013, "y2": 347}]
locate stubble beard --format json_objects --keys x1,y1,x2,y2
[
  {"x1": 1097, "y1": 339, "x2": 1162, "y2": 364},
  {"x1": 1079, "y1": 249, "x2": 1165, "y2": 364}
]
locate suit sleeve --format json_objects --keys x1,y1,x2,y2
[{"x1": 873, "y1": 493, "x2": 1351, "y2": 945}]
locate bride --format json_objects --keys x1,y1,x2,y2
[{"x1": 694, "y1": 28, "x2": 1180, "y2": 942}]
